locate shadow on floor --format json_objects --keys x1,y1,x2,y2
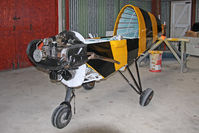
[{"x1": 67, "y1": 125, "x2": 121, "y2": 133}]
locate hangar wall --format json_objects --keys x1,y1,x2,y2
[
  {"x1": 0, "y1": 0, "x2": 58, "y2": 71},
  {"x1": 161, "y1": 0, "x2": 171, "y2": 37},
  {"x1": 68, "y1": 0, "x2": 152, "y2": 37},
  {"x1": 195, "y1": 0, "x2": 199, "y2": 22},
  {"x1": 68, "y1": 0, "x2": 196, "y2": 38},
  {"x1": 120, "y1": 0, "x2": 152, "y2": 12},
  {"x1": 69, "y1": 0, "x2": 120, "y2": 37}
]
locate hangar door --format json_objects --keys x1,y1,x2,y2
[
  {"x1": 0, "y1": 0, "x2": 58, "y2": 71},
  {"x1": 170, "y1": 1, "x2": 191, "y2": 37}
]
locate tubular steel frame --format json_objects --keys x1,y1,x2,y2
[{"x1": 119, "y1": 59, "x2": 143, "y2": 95}]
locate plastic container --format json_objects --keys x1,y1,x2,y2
[{"x1": 149, "y1": 51, "x2": 163, "y2": 72}]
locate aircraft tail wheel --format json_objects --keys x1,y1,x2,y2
[
  {"x1": 82, "y1": 81, "x2": 95, "y2": 90},
  {"x1": 51, "y1": 103, "x2": 72, "y2": 129},
  {"x1": 139, "y1": 88, "x2": 154, "y2": 106}
]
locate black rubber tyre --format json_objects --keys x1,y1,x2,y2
[
  {"x1": 51, "y1": 103, "x2": 72, "y2": 129},
  {"x1": 82, "y1": 81, "x2": 95, "y2": 90},
  {"x1": 139, "y1": 88, "x2": 154, "y2": 106}
]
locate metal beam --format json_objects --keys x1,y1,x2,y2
[
  {"x1": 191, "y1": 0, "x2": 196, "y2": 26},
  {"x1": 152, "y1": 0, "x2": 161, "y2": 17}
]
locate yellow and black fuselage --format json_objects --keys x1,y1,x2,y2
[{"x1": 87, "y1": 5, "x2": 162, "y2": 78}]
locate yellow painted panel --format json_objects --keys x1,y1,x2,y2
[
  {"x1": 110, "y1": 40, "x2": 127, "y2": 71},
  {"x1": 148, "y1": 12, "x2": 158, "y2": 43}
]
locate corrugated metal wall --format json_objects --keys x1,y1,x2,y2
[
  {"x1": 69, "y1": 0, "x2": 176, "y2": 38},
  {"x1": 196, "y1": 0, "x2": 199, "y2": 22},
  {"x1": 69, "y1": 0, "x2": 120, "y2": 37},
  {"x1": 69, "y1": 0, "x2": 78, "y2": 32},
  {"x1": 161, "y1": 0, "x2": 170, "y2": 37},
  {"x1": 120, "y1": 0, "x2": 152, "y2": 12}
]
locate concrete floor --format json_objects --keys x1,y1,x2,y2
[{"x1": 0, "y1": 56, "x2": 199, "y2": 133}]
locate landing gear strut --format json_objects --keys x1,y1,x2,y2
[
  {"x1": 51, "y1": 59, "x2": 153, "y2": 129},
  {"x1": 51, "y1": 87, "x2": 75, "y2": 129},
  {"x1": 119, "y1": 59, "x2": 154, "y2": 106}
]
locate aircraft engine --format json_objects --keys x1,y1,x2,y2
[{"x1": 27, "y1": 31, "x2": 88, "y2": 81}]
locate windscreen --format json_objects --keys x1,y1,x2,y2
[{"x1": 116, "y1": 7, "x2": 139, "y2": 39}]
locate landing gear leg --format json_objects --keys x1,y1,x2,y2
[
  {"x1": 119, "y1": 59, "x2": 154, "y2": 106},
  {"x1": 51, "y1": 87, "x2": 75, "y2": 129}
]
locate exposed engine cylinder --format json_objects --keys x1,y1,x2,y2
[{"x1": 27, "y1": 30, "x2": 88, "y2": 71}]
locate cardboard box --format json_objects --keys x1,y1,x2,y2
[{"x1": 185, "y1": 30, "x2": 199, "y2": 37}]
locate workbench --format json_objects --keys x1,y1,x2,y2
[{"x1": 138, "y1": 36, "x2": 189, "y2": 73}]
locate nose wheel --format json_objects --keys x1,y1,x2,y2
[
  {"x1": 51, "y1": 102, "x2": 72, "y2": 129},
  {"x1": 51, "y1": 87, "x2": 75, "y2": 129}
]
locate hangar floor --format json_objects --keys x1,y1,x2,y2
[{"x1": 0, "y1": 56, "x2": 199, "y2": 133}]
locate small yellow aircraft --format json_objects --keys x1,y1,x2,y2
[{"x1": 27, "y1": 5, "x2": 162, "y2": 129}]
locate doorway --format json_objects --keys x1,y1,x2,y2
[{"x1": 170, "y1": 1, "x2": 192, "y2": 37}]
